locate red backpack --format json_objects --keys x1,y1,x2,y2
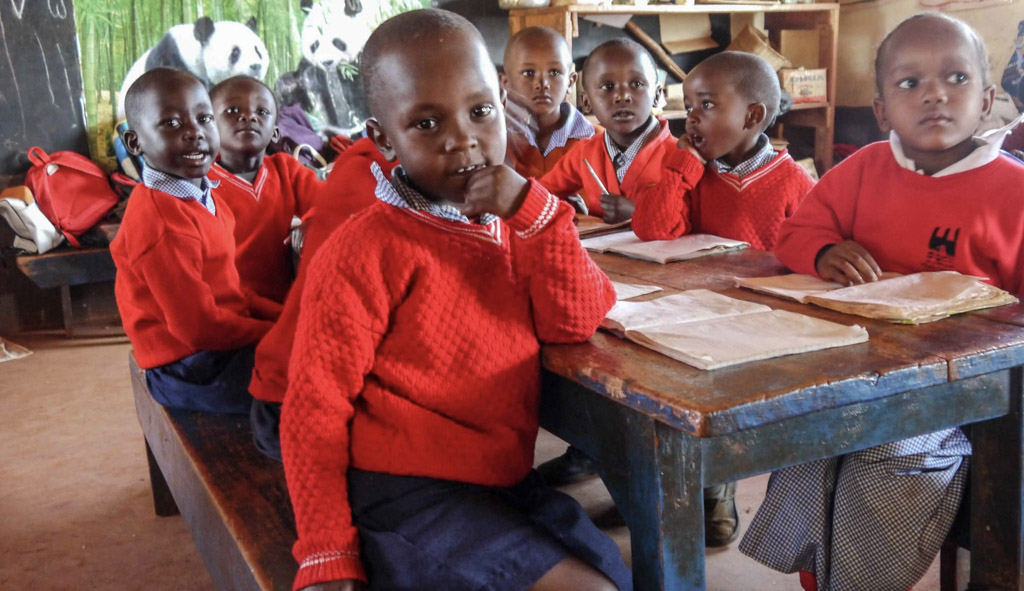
[{"x1": 24, "y1": 146, "x2": 120, "y2": 247}]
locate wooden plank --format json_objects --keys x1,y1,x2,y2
[
  {"x1": 16, "y1": 247, "x2": 115, "y2": 289},
  {"x1": 131, "y1": 355, "x2": 297, "y2": 591}
]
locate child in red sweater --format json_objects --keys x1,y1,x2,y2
[
  {"x1": 740, "y1": 14, "x2": 1024, "y2": 591},
  {"x1": 248, "y1": 137, "x2": 398, "y2": 461},
  {"x1": 208, "y1": 76, "x2": 323, "y2": 305},
  {"x1": 630, "y1": 51, "x2": 816, "y2": 249},
  {"x1": 539, "y1": 38, "x2": 674, "y2": 221},
  {"x1": 502, "y1": 26, "x2": 595, "y2": 180},
  {"x1": 281, "y1": 9, "x2": 630, "y2": 591},
  {"x1": 112, "y1": 68, "x2": 275, "y2": 414}
]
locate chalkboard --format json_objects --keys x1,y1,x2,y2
[{"x1": 0, "y1": 0, "x2": 89, "y2": 177}]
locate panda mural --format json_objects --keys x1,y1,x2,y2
[
  {"x1": 116, "y1": 17, "x2": 270, "y2": 121},
  {"x1": 275, "y1": 0, "x2": 374, "y2": 137}
]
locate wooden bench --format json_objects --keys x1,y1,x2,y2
[{"x1": 130, "y1": 353, "x2": 298, "y2": 590}]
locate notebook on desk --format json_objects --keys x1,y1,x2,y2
[
  {"x1": 602, "y1": 289, "x2": 869, "y2": 370},
  {"x1": 734, "y1": 271, "x2": 1018, "y2": 324},
  {"x1": 581, "y1": 231, "x2": 748, "y2": 264}
]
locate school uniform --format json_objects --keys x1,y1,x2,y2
[
  {"x1": 281, "y1": 164, "x2": 629, "y2": 590},
  {"x1": 539, "y1": 116, "x2": 675, "y2": 217},
  {"x1": 631, "y1": 134, "x2": 817, "y2": 250},
  {"x1": 248, "y1": 138, "x2": 398, "y2": 460},
  {"x1": 506, "y1": 101, "x2": 594, "y2": 179},
  {"x1": 740, "y1": 134, "x2": 1024, "y2": 590},
  {"x1": 209, "y1": 152, "x2": 322, "y2": 304},
  {"x1": 111, "y1": 167, "x2": 274, "y2": 414}
]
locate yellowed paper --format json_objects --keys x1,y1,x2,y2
[{"x1": 659, "y1": 14, "x2": 718, "y2": 54}]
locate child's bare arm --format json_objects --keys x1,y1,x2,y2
[
  {"x1": 815, "y1": 240, "x2": 883, "y2": 285},
  {"x1": 461, "y1": 164, "x2": 530, "y2": 219},
  {"x1": 598, "y1": 193, "x2": 634, "y2": 224}
]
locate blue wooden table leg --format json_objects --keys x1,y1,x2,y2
[{"x1": 969, "y1": 367, "x2": 1024, "y2": 591}]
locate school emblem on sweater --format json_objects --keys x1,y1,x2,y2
[{"x1": 924, "y1": 227, "x2": 959, "y2": 271}]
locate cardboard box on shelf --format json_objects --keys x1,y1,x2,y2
[{"x1": 779, "y1": 67, "x2": 827, "y2": 103}]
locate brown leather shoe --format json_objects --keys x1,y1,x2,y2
[{"x1": 704, "y1": 481, "x2": 739, "y2": 547}]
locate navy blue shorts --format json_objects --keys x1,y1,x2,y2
[
  {"x1": 347, "y1": 469, "x2": 633, "y2": 591},
  {"x1": 145, "y1": 346, "x2": 254, "y2": 414}
]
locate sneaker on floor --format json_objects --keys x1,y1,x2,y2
[
  {"x1": 536, "y1": 445, "x2": 599, "y2": 486},
  {"x1": 704, "y1": 481, "x2": 739, "y2": 547}
]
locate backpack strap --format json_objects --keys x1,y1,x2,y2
[{"x1": 26, "y1": 146, "x2": 51, "y2": 167}]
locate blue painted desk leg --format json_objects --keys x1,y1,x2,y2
[{"x1": 969, "y1": 367, "x2": 1024, "y2": 590}]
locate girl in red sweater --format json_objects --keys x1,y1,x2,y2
[
  {"x1": 280, "y1": 10, "x2": 629, "y2": 591},
  {"x1": 740, "y1": 13, "x2": 1024, "y2": 591}
]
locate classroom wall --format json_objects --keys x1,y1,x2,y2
[{"x1": 835, "y1": 0, "x2": 1023, "y2": 107}]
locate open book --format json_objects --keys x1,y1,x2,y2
[
  {"x1": 602, "y1": 289, "x2": 869, "y2": 370},
  {"x1": 610, "y1": 280, "x2": 663, "y2": 301},
  {"x1": 581, "y1": 231, "x2": 748, "y2": 264},
  {"x1": 574, "y1": 214, "x2": 632, "y2": 238},
  {"x1": 734, "y1": 271, "x2": 1018, "y2": 324}
]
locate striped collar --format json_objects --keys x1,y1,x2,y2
[
  {"x1": 710, "y1": 134, "x2": 777, "y2": 178},
  {"x1": 210, "y1": 162, "x2": 269, "y2": 201},
  {"x1": 524, "y1": 103, "x2": 595, "y2": 156},
  {"x1": 604, "y1": 115, "x2": 661, "y2": 183},
  {"x1": 142, "y1": 165, "x2": 219, "y2": 215},
  {"x1": 371, "y1": 163, "x2": 499, "y2": 227}
]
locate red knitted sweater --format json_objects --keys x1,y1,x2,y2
[
  {"x1": 249, "y1": 138, "x2": 397, "y2": 402},
  {"x1": 280, "y1": 180, "x2": 615, "y2": 589},
  {"x1": 209, "y1": 153, "x2": 322, "y2": 304},
  {"x1": 776, "y1": 142, "x2": 1024, "y2": 295},
  {"x1": 111, "y1": 184, "x2": 273, "y2": 369},
  {"x1": 631, "y1": 147, "x2": 816, "y2": 250},
  {"x1": 538, "y1": 118, "x2": 676, "y2": 217}
]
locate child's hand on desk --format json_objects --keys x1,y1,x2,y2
[
  {"x1": 462, "y1": 164, "x2": 530, "y2": 219},
  {"x1": 676, "y1": 135, "x2": 706, "y2": 164},
  {"x1": 816, "y1": 240, "x2": 883, "y2": 286},
  {"x1": 300, "y1": 580, "x2": 364, "y2": 591},
  {"x1": 599, "y1": 193, "x2": 634, "y2": 224}
]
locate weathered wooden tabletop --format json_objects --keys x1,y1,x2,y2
[{"x1": 540, "y1": 248, "x2": 1024, "y2": 591}]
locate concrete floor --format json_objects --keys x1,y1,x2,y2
[{"x1": 1, "y1": 330, "x2": 950, "y2": 590}]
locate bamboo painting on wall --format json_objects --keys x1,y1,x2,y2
[{"x1": 73, "y1": 0, "x2": 428, "y2": 168}]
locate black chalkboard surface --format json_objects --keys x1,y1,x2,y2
[{"x1": 0, "y1": 0, "x2": 89, "y2": 178}]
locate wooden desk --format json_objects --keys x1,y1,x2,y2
[
  {"x1": 508, "y1": 3, "x2": 839, "y2": 172},
  {"x1": 541, "y1": 249, "x2": 1024, "y2": 590}
]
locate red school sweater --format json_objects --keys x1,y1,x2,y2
[
  {"x1": 249, "y1": 138, "x2": 398, "y2": 402},
  {"x1": 538, "y1": 117, "x2": 676, "y2": 217},
  {"x1": 281, "y1": 182, "x2": 616, "y2": 588},
  {"x1": 209, "y1": 153, "x2": 322, "y2": 304},
  {"x1": 631, "y1": 147, "x2": 816, "y2": 250},
  {"x1": 111, "y1": 184, "x2": 274, "y2": 369},
  {"x1": 775, "y1": 142, "x2": 1024, "y2": 295}
]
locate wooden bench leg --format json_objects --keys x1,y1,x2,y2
[
  {"x1": 146, "y1": 441, "x2": 180, "y2": 517},
  {"x1": 61, "y1": 284, "x2": 73, "y2": 338}
]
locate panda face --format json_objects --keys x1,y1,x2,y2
[
  {"x1": 301, "y1": 0, "x2": 373, "y2": 70},
  {"x1": 202, "y1": 21, "x2": 270, "y2": 85}
]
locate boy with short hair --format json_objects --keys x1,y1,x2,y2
[
  {"x1": 539, "y1": 38, "x2": 674, "y2": 222},
  {"x1": 630, "y1": 51, "x2": 816, "y2": 249},
  {"x1": 740, "y1": 13, "x2": 1024, "y2": 591},
  {"x1": 111, "y1": 67, "x2": 274, "y2": 414},
  {"x1": 281, "y1": 9, "x2": 631, "y2": 591},
  {"x1": 502, "y1": 26, "x2": 595, "y2": 180},
  {"x1": 208, "y1": 75, "x2": 323, "y2": 305}
]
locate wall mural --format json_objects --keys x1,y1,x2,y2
[{"x1": 73, "y1": 0, "x2": 428, "y2": 169}]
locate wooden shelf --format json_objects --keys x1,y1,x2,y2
[{"x1": 508, "y1": 2, "x2": 839, "y2": 171}]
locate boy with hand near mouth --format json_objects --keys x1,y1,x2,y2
[
  {"x1": 539, "y1": 38, "x2": 674, "y2": 223},
  {"x1": 502, "y1": 26, "x2": 595, "y2": 181},
  {"x1": 208, "y1": 75, "x2": 323, "y2": 305},
  {"x1": 111, "y1": 67, "x2": 274, "y2": 415},
  {"x1": 630, "y1": 51, "x2": 815, "y2": 250}
]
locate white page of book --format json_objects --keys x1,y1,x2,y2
[
  {"x1": 602, "y1": 290, "x2": 771, "y2": 333},
  {"x1": 581, "y1": 231, "x2": 748, "y2": 263},
  {"x1": 626, "y1": 309, "x2": 869, "y2": 370},
  {"x1": 733, "y1": 273, "x2": 846, "y2": 302},
  {"x1": 611, "y1": 281, "x2": 663, "y2": 301}
]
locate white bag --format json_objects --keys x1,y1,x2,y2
[{"x1": 0, "y1": 196, "x2": 64, "y2": 254}]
